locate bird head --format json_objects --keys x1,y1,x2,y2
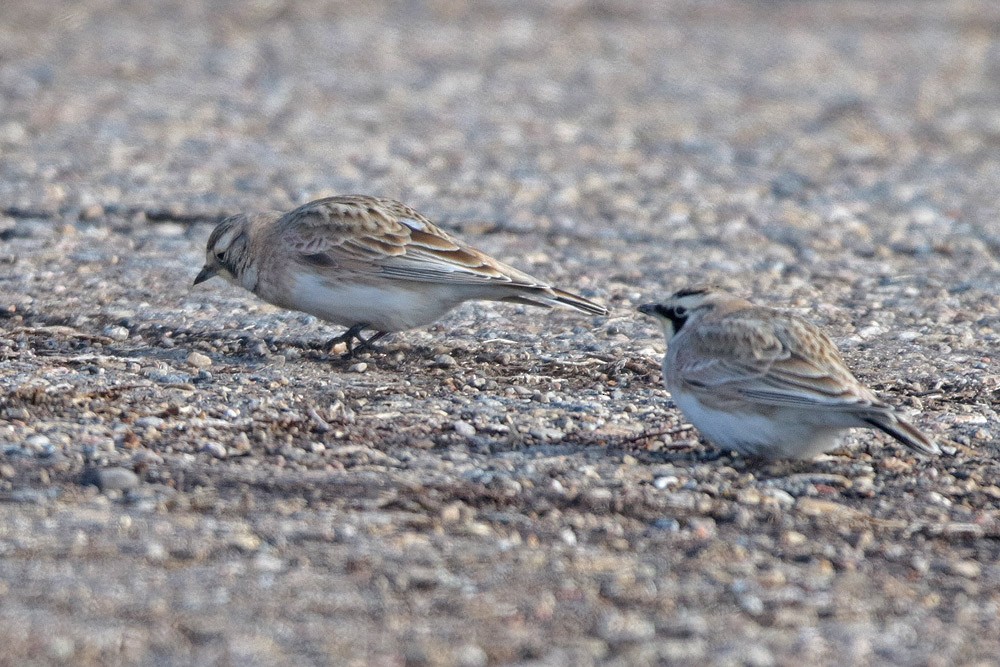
[
  {"x1": 638, "y1": 286, "x2": 729, "y2": 339},
  {"x1": 194, "y1": 214, "x2": 255, "y2": 287}
]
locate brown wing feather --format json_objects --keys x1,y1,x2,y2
[
  {"x1": 278, "y1": 195, "x2": 541, "y2": 286},
  {"x1": 679, "y1": 308, "x2": 876, "y2": 409},
  {"x1": 270, "y1": 195, "x2": 607, "y2": 314}
]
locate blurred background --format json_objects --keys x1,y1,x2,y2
[{"x1": 2, "y1": 0, "x2": 998, "y2": 263}]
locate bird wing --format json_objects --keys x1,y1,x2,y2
[
  {"x1": 278, "y1": 195, "x2": 547, "y2": 288},
  {"x1": 676, "y1": 309, "x2": 879, "y2": 410}
]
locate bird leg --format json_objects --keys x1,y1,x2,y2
[
  {"x1": 326, "y1": 325, "x2": 390, "y2": 359},
  {"x1": 349, "y1": 330, "x2": 389, "y2": 356},
  {"x1": 326, "y1": 324, "x2": 369, "y2": 357}
]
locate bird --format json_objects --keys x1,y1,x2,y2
[
  {"x1": 193, "y1": 195, "x2": 607, "y2": 355},
  {"x1": 638, "y1": 287, "x2": 940, "y2": 460}
]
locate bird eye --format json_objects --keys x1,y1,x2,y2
[
  {"x1": 215, "y1": 251, "x2": 225, "y2": 261},
  {"x1": 673, "y1": 306, "x2": 687, "y2": 317}
]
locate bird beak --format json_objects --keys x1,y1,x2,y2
[
  {"x1": 637, "y1": 303, "x2": 659, "y2": 317},
  {"x1": 193, "y1": 265, "x2": 218, "y2": 286}
]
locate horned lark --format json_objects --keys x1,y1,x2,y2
[
  {"x1": 638, "y1": 287, "x2": 940, "y2": 460},
  {"x1": 194, "y1": 195, "x2": 607, "y2": 353}
]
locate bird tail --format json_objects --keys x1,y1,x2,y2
[
  {"x1": 500, "y1": 287, "x2": 608, "y2": 316},
  {"x1": 548, "y1": 287, "x2": 609, "y2": 316},
  {"x1": 862, "y1": 411, "x2": 940, "y2": 456}
]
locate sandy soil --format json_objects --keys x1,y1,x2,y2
[{"x1": 1, "y1": 1, "x2": 1000, "y2": 664}]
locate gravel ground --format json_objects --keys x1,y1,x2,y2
[{"x1": 2, "y1": 1, "x2": 1000, "y2": 664}]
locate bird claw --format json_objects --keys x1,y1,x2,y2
[{"x1": 327, "y1": 325, "x2": 389, "y2": 359}]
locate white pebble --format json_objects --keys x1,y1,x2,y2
[
  {"x1": 23, "y1": 434, "x2": 51, "y2": 452},
  {"x1": 253, "y1": 552, "x2": 284, "y2": 573},
  {"x1": 200, "y1": 442, "x2": 228, "y2": 459},
  {"x1": 103, "y1": 325, "x2": 129, "y2": 341},
  {"x1": 453, "y1": 421, "x2": 476, "y2": 438},
  {"x1": 145, "y1": 542, "x2": 167, "y2": 562},
  {"x1": 857, "y1": 324, "x2": 884, "y2": 339},
  {"x1": 654, "y1": 476, "x2": 679, "y2": 490}
]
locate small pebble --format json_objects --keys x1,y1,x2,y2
[
  {"x1": 529, "y1": 426, "x2": 565, "y2": 441},
  {"x1": 738, "y1": 592, "x2": 766, "y2": 616},
  {"x1": 597, "y1": 611, "x2": 656, "y2": 643},
  {"x1": 80, "y1": 467, "x2": 140, "y2": 492},
  {"x1": 440, "y1": 503, "x2": 463, "y2": 523},
  {"x1": 201, "y1": 442, "x2": 228, "y2": 459},
  {"x1": 943, "y1": 523, "x2": 985, "y2": 540},
  {"x1": 229, "y1": 532, "x2": 262, "y2": 553},
  {"x1": 740, "y1": 644, "x2": 776, "y2": 667},
  {"x1": 948, "y1": 560, "x2": 981, "y2": 578},
  {"x1": 782, "y1": 531, "x2": 808, "y2": 547},
  {"x1": 654, "y1": 476, "x2": 678, "y2": 490},
  {"x1": 80, "y1": 203, "x2": 104, "y2": 220},
  {"x1": 762, "y1": 488, "x2": 795, "y2": 507},
  {"x1": 146, "y1": 542, "x2": 167, "y2": 562},
  {"x1": 688, "y1": 518, "x2": 716, "y2": 539},
  {"x1": 453, "y1": 421, "x2": 476, "y2": 438},
  {"x1": 795, "y1": 498, "x2": 858, "y2": 517},
  {"x1": 135, "y1": 416, "x2": 165, "y2": 429},
  {"x1": 253, "y1": 552, "x2": 285, "y2": 572},
  {"x1": 348, "y1": 362, "x2": 368, "y2": 373},
  {"x1": 653, "y1": 518, "x2": 680, "y2": 532},
  {"x1": 23, "y1": 434, "x2": 51, "y2": 452},
  {"x1": 455, "y1": 644, "x2": 488, "y2": 667},
  {"x1": 103, "y1": 325, "x2": 130, "y2": 341},
  {"x1": 433, "y1": 354, "x2": 457, "y2": 368},
  {"x1": 186, "y1": 351, "x2": 212, "y2": 368}
]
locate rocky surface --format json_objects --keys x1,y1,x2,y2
[{"x1": 1, "y1": 0, "x2": 999, "y2": 664}]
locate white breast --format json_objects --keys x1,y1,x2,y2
[
  {"x1": 268, "y1": 273, "x2": 471, "y2": 332},
  {"x1": 671, "y1": 388, "x2": 845, "y2": 460}
]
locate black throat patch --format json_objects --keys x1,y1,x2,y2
[{"x1": 655, "y1": 304, "x2": 688, "y2": 333}]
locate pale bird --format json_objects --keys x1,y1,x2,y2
[
  {"x1": 639, "y1": 287, "x2": 940, "y2": 460},
  {"x1": 194, "y1": 195, "x2": 607, "y2": 354}
]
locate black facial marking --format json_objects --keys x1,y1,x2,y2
[
  {"x1": 219, "y1": 254, "x2": 239, "y2": 276},
  {"x1": 655, "y1": 304, "x2": 689, "y2": 332},
  {"x1": 672, "y1": 287, "x2": 709, "y2": 299},
  {"x1": 210, "y1": 227, "x2": 249, "y2": 277}
]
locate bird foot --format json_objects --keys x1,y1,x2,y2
[{"x1": 327, "y1": 325, "x2": 389, "y2": 359}]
